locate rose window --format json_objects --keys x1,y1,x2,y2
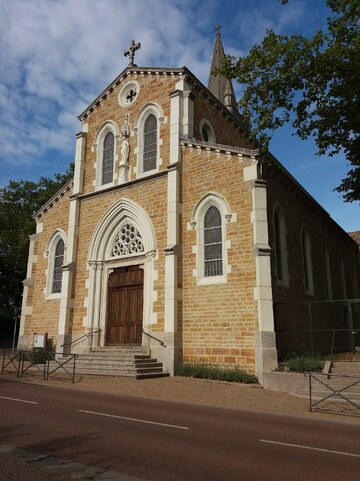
[{"x1": 111, "y1": 223, "x2": 144, "y2": 257}]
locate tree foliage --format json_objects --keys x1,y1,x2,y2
[
  {"x1": 222, "y1": 0, "x2": 360, "y2": 201},
  {"x1": 0, "y1": 164, "x2": 74, "y2": 325}
]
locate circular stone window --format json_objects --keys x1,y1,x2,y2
[
  {"x1": 118, "y1": 81, "x2": 140, "y2": 108},
  {"x1": 200, "y1": 119, "x2": 216, "y2": 143}
]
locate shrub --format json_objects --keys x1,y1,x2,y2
[
  {"x1": 287, "y1": 354, "x2": 324, "y2": 373},
  {"x1": 175, "y1": 362, "x2": 257, "y2": 384}
]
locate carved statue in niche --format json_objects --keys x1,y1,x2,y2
[
  {"x1": 120, "y1": 138, "x2": 129, "y2": 165},
  {"x1": 119, "y1": 114, "x2": 130, "y2": 183}
]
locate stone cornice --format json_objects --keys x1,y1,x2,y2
[
  {"x1": 77, "y1": 65, "x2": 251, "y2": 137},
  {"x1": 34, "y1": 179, "x2": 73, "y2": 221},
  {"x1": 75, "y1": 169, "x2": 168, "y2": 202},
  {"x1": 180, "y1": 137, "x2": 259, "y2": 159},
  {"x1": 78, "y1": 67, "x2": 185, "y2": 121}
]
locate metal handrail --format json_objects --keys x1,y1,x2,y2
[
  {"x1": 60, "y1": 329, "x2": 102, "y2": 348},
  {"x1": 142, "y1": 328, "x2": 166, "y2": 347}
]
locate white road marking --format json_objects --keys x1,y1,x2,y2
[
  {"x1": 0, "y1": 395, "x2": 38, "y2": 405},
  {"x1": 260, "y1": 439, "x2": 360, "y2": 459},
  {"x1": 78, "y1": 409, "x2": 190, "y2": 430}
]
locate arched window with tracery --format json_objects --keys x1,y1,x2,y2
[
  {"x1": 102, "y1": 131, "x2": 114, "y2": 184},
  {"x1": 204, "y1": 206, "x2": 223, "y2": 277},
  {"x1": 52, "y1": 239, "x2": 65, "y2": 294},
  {"x1": 143, "y1": 114, "x2": 157, "y2": 173}
]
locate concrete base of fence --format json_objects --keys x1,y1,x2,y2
[{"x1": 262, "y1": 372, "x2": 309, "y2": 397}]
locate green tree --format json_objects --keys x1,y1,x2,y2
[
  {"x1": 222, "y1": 0, "x2": 360, "y2": 201},
  {"x1": 0, "y1": 164, "x2": 73, "y2": 343}
]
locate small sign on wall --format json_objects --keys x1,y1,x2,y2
[{"x1": 33, "y1": 333, "x2": 47, "y2": 349}]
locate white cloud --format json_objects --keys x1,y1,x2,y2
[{"x1": 0, "y1": 0, "x2": 215, "y2": 171}]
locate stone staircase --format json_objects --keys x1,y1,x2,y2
[{"x1": 55, "y1": 346, "x2": 169, "y2": 380}]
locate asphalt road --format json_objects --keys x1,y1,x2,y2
[{"x1": 1, "y1": 378, "x2": 360, "y2": 481}]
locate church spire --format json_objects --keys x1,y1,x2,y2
[{"x1": 207, "y1": 27, "x2": 238, "y2": 113}]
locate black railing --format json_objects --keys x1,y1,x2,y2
[
  {"x1": 1, "y1": 350, "x2": 78, "y2": 383},
  {"x1": 306, "y1": 372, "x2": 360, "y2": 415},
  {"x1": 142, "y1": 328, "x2": 166, "y2": 347},
  {"x1": 45, "y1": 352, "x2": 78, "y2": 383},
  {"x1": 1, "y1": 350, "x2": 21, "y2": 376}
]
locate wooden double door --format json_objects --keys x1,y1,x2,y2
[{"x1": 106, "y1": 265, "x2": 144, "y2": 345}]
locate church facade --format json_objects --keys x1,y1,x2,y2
[{"x1": 18, "y1": 34, "x2": 360, "y2": 382}]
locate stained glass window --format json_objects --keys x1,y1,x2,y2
[
  {"x1": 204, "y1": 206, "x2": 223, "y2": 277},
  {"x1": 143, "y1": 114, "x2": 157, "y2": 172},
  {"x1": 52, "y1": 239, "x2": 64, "y2": 294},
  {"x1": 102, "y1": 131, "x2": 114, "y2": 184}
]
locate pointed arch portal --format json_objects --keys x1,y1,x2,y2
[{"x1": 87, "y1": 198, "x2": 157, "y2": 346}]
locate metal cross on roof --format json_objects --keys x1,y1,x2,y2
[
  {"x1": 215, "y1": 24, "x2": 222, "y2": 35},
  {"x1": 124, "y1": 40, "x2": 141, "y2": 67}
]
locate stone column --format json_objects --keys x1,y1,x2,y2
[
  {"x1": 18, "y1": 233, "x2": 39, "y2": 349},
  {"x1": 58, "y1": 131, "x2": 86, "y2": 352},
  {"x1": 161, "y1": 89, "x2": 183, "y2": 375},
  {"x1": 244, "y1": 162, "x2": 278, "y2": 384}
]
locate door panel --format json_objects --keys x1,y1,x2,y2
[{"x1": 106, "y1": 266, "x2": 144, "y2": 345}]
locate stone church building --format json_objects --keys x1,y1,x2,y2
[{"x1": 18, "y1": 33, "x2": 360, "y2": 382}]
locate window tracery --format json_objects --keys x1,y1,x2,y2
[{"x1": 111, "y1": 223, "x2": 144, "y2": 257}]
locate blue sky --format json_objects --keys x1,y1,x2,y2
[{"x1": 0, "y1": 0, "x2": 358, "y2": 232}]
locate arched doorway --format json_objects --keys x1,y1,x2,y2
[
  {"x1": 106, "y1": 265, "x2": 144, "y2": 345},
  {"x1": 87, "y1": 198, "x2": 157, "y2": 347}
]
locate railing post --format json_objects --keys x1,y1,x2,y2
[
  {"x1": 18, "y1": 351, "x2": 23, "y2": 377},
  {"x1": 308, "y1": 374, "x2": 312, "y2": 412},
  {"x1": 1, "y1": 350, "x2": 5, "y2": 374},
  {"x1": 330, "y1": 330, "x2": 336, "y2": 361},
  {"x1": 307, "y1": 303, "x2": 314, "y2": 354},
  {"x1": 347, "y1": 300, "x2": 355, "y2": 357},
  {"x1": 72, "y1": 355, "x2": 77, "y2": 383},
  {"x1": 44, "y1": 352, "x2": 48, "y2": 380}
]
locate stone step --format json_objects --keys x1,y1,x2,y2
[
  {"x1": 54, "y1": 346, "x2": 168, "y2": 380},
  {"x1": 136, "y1": 372, "x2": 170, "y2": 380},
  {"x1": 59, "y1": 361, "x2": 163, "y2": 371},
  {"x1": 89, "y1": 347, "x2": 149, "y2": 354},
  {"x1": 56, "y1": 357, "x2": 159, "y2": 365},
  {"x1": 330, "y1": 361, "x2": 360, "y2": 376},
  {"x1": 73, "y1": 367, "x2": 169, "y2": 378},
  {"x1": 74, "y1": 365, "x2": 164, "y2": 374},
  {"x1": 57, "y1": 355, "x2": 153, "y2": 363}
]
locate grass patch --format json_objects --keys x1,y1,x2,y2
[
  {"x1": 287, "y1": 353, "x2": 325, "y2": 373},
  {"x1": 175, "y1": 362, "x2": 257, "y2": 384}
]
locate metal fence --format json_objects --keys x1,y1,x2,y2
[
  {"x1": 306, "y1": 372, "x2": 360, "y2": 415},
  {"x1": 274, "y1": 299, "x2": 360, "y2": 361},
  {"x1": 1, "y1": 349, "x2": 78, "y2": 383}
]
